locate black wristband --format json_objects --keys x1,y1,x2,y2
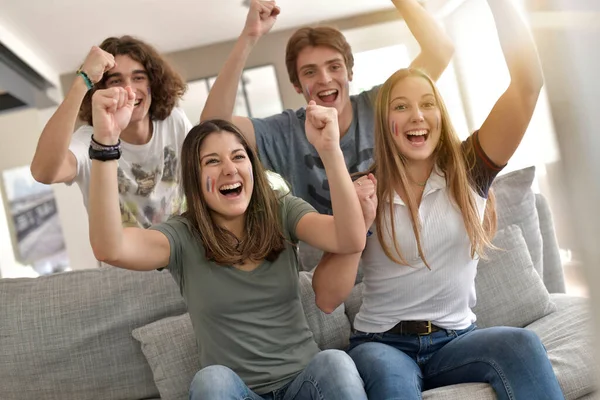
[{"x1": 89, "y1": 145, "x2": 121, "y2": 161}]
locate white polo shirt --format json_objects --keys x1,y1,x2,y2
[{"x1": 354, "y1": 132, "x2": 503, "y2": 332}]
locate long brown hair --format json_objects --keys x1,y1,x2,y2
[
  {"x1": 285, "y1": 26, "x2": 354, "y2": 89},
  {"x1": 180, "y1": 119, "x2": 287, "y2": 266},
  {"x1": 79, "y1": 35, "x2": 187, "y2": 125},
  {"x1": 369, "y1": 68, "x2": 497, "y2": 268}
]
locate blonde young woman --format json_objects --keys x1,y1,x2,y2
[{"x1": 314, "y1": 0, "x2": 565, "y2": 399}]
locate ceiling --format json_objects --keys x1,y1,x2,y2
[{"x1": 0, "y1": 0, "x2": 394, "y2": 83}]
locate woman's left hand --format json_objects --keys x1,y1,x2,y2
[{"x1": 354, "y1": 173, "x2": 378, "y2": 230}]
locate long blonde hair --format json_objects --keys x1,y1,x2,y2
[{"x1": 369, "y1": 68, "x2": 497, "y2": 268}]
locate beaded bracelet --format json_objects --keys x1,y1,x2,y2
[{"x1": 76, "y1": 69, "x2": 94, "y2": 90}]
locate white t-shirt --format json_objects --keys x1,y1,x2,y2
[{"x1": 68, "y1": 107, "x2": 193, "y2": 229}]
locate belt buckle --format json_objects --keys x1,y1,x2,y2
[{"x1": 419, "y1": 321, "x2": 433, "y2": 335}]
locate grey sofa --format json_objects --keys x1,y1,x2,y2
[{"x1": 0, "y1": 166, "x2": 596, "y2": 400}]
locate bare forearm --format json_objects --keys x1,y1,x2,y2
[
  {"x1": 313, "y1": 252, "x2": 362, "y2": 314},
  {"x1": 394, "y1": 0, "x2": 454, "y2": 79},
  {"x1": 488, "y1": 0, "x2": 543, "y2": 90},
  {"x1": 200, "y1": 35, "x2": 258, "y2": 122},
  {"x1": 321, "y1": 151, "x2": 366, "y2": 253},
  {"x1": 31, "y1": 78, "x2": 87, "y2": 183},
  {"x1": 89, "y1": 159, "x2": 124, "y2": 262}
]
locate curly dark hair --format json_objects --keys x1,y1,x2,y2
[{"x1": 79, "y1": 35, "x2": 187, "y2": 125}]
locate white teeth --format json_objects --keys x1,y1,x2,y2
[
  {"x1": 219, "y1": 182, "x2": 242, "y2": 191},
  {"x1": 318, "y1": 89, "x2": 338, "y2": 97},
  {"x1": 406, "y1": 130, "x2": 428, "y2": 136}
]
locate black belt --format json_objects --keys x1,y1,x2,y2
[{"x1": 386, "y1": 320, "x2": 441, "y2": 335}]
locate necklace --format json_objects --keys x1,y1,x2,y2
[{"x1": 410, "y1": 179, "x2": 427, "y2": 187}]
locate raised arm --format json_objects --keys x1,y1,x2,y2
[
  {"x1": 295, "y1": 102, "x2": 366, "y2": 255},
  {"x1": 200, "y1": 0, "x2": 279, "y2": 149},
  {"x1": 88, "y1": 87, "x2": 170, "y2": 270},
  {"x1": 477, "y1": 0, "x2": 544, "y2": 166},
  {"x1": 312, "y1": 174, "x2": 377, "y2": 313},
  {"x1": 31, "y1": 46, "x2": 115, "y2": 184},
  {"x1": 395, "y1": 0, "x2": 455, "y2": 81}
]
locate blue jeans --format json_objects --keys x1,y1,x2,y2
[
  {"x1": 189, "y1": 349, "x2": 367, "y2": 400},
  {"x1": 347, "y1": 324, "x2": 564, "y2": 400}
]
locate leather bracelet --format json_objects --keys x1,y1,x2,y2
[{"x1": 89, "y1": 145, "x2": 121, "y2": 161}]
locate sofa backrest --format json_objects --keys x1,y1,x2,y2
[{"x1": 0, "y1": 267, "x2": 186, "y2": 400}]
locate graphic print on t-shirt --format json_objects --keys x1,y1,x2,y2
[
  {"x1": 117, "y1": 145, "x2": 182, "y2": 228},
  {"x1": 162, "y1": 146, "x2": 178, "y2": 183},
  {"x1": 131, "y1": 164, "x2": 160, "y2": 197}
]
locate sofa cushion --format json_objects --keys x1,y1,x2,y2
[
  {"x1": 132, "y1": 313, "x2": 198, "y2": 400},
  {"x1": 472, "y1": 224, "x2": 556, "y2": 328},
  {"x1": 577, "y1": 393, "x2": 599, "y2": 400},
  {"x1": 0, "y1": 268, "x2": 186, "y2": 400},
  {"x1": 132, "y1": 271, "x2": 351, "y2": 399},
  {"x1": 492, "y1": 165, "x2": 544, "y2": 278},
  {"x1": 535, "y1": 193, "x2": 566, "y2": 293},
  {"x1": 423, "y1": 383, "x2": 495, "y2": 399},
  {"x1": 527, "y1": 294, "x2": 596, "y2": 400}
]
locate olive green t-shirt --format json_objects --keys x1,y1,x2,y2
[{"x1": 151, "y1": 193, "x2": 320, "y2": 394}]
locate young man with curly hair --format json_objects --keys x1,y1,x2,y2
[{"x1": 31, "y1": 36, "x2": 192, "y2": 229}]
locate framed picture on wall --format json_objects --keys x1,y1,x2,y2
[
  {"x1": 179, "y1": 64, "x2": 284, "y2": 123},
  {"x1": 1, "y1": 166, "x2": 70, "y2": 275}
]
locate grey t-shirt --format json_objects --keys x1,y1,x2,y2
[
  {"x1": 150, "y1": 193, "x2": 320, "y2": 394},
  {"x1": 252, "y1": 86, "x2": 380, "y2": 215}
]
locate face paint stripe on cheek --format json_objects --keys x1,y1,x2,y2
[
  {"x1": 304, "y1": 85, "x2": 311, "y2": 99},
  {"x1": 206, "y1": 176, "x2": 211, "y2": 193},
  {"x1": 248, "y1": 166, "x2": 253, "y2": 184},
  {"x1": 392, "y1": 120, "x2": 398, "y2": 137}
]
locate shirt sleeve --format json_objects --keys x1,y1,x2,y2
[
  {"x1": 67, "y1": 125, "x2": 93, "y2": 186},
  {"x1": 461, "y1": 130, "x2": 506, "y2": 198},
  {"x1": 149, "y1": 216, "x2": 190, "y2": 289},
  {"x1": 250, "y1": 110, "x2": 298, "y2": 173},
  {"x1": 279, "y1": 192, "x2": 317, "y2": 243},
  {"x1": 174, "y1": 106, "x2": 194, "y2": 136},
  {"x1": 360, "y1": 84, "x2": 381, "y2": 106}
]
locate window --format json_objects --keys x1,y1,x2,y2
[{"x1": 180, "y1": 64, "x2": 283, "y2": 123}]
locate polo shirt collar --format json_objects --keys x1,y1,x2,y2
[{"x1": 391, "y1": 164, "x2": 446, "y2": 206}]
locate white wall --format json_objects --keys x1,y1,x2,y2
[{"x1": 0, "y1": 107, "x2": 97, "y2": 278}]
